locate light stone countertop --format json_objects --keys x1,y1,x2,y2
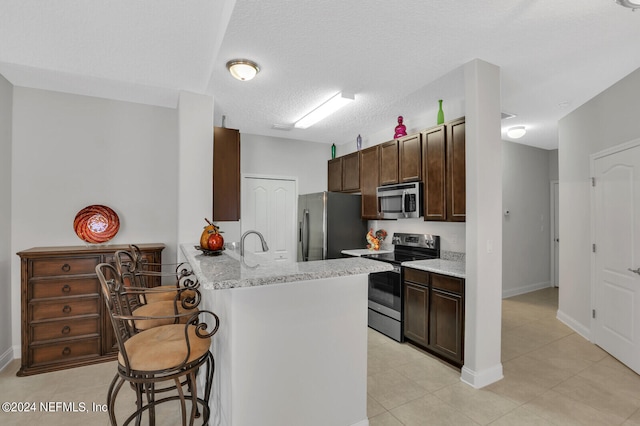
[
  {"x1": 181, "y1": 244, "x2": 393, "y2": 289},
  {"x1": 341, "y1": 248, "x2": 393, "y2": 257},
  {"x1": 401, "y1": 258, "x2": 466, "y2": 279}
]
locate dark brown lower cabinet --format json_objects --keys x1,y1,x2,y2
[
  {"x1": 403, "y1": 267, "x2": 465, "y2": 367},
  {"x1": 404, "y1": 282, "x2": 429, "y2": 347}
]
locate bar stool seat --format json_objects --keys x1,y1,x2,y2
[{"x1": 119, "y1": 323, "x2": 211, "y2": 371}]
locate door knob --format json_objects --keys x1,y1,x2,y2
[{"x1": 628, "y1": 267, "x2": 640, "y2": 275}]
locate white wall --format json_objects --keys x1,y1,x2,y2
[
  {"x1": 177, "y1": 91, "x2": 214, "y2": 260},
  {"x1": 0, "y1": 73, "x2": 13, "y2": 369},
  {"x1": 558, "y1": 66, "x2": 640, "y2": 338},
  {"x1": 549, "y1": 149, "x2": 559, "y2": 181},
  {"x1": 502, "y1": 141, "x2": 552, "y2": 297},
  {"x1": 241, "y1": 133, "x2": 329, "y2": 195},
  {"x1": 10, "y1": 87, "x2": 179, "y2": 352}
]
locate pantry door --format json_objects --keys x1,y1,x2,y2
[
  {"x1": 242, "y1": 175, "x2": 297, "y2": 262},
  {"x1": 592, "y1": 141, "x2": 640, "y2": 374}
]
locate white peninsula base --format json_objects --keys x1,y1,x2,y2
[{"x1": 202, "y1": 275, "x2": 369, "y2": 426}]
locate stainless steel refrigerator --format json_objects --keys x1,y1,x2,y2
[{"x1": 297, "y1": 192, "x2": 368, "y2": 261}]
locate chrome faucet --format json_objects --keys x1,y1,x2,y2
[{"x1": 240, "y1": 230, "x2": 269, "y2": 256}]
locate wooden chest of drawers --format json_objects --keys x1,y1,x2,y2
[{"x1": 17, "y1": 243, "x2": 165, "y2": 376}]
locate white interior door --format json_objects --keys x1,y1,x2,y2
[
  {"x1": 242, "y1": 176, "x2": 296, "y2": 262},
  {"x1": 593, "y1": 143, "x2": 640, "y2": 374}
]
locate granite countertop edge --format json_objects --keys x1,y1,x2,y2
[
  {"x1": 181, "y1": 244, "x2": 393, "y2": 290},
  {"x1": 401, "y1": 259, "x2": 466, "y2": 279}
]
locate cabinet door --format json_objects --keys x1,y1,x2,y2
[
  {"x1": 422, "y1": 126, "x2": 447, "y2": 221},
  {"x1": 328, "y1": 158, "x2": 342, "y2": 192},
  {"x1": 447, "y1": 118, "x2": 466, "y2": 222},
  {"x1": 342, "y1": 152, "x2": 360, "y2": 192},
  {"x1": 430, "y1": 289, "x2": 464, "y2": 366},
  {"x1": 360, "y1": 146, "x2": 380, "y2": 219},
  {"x1": 213, "y1": 127, "x2": 241, "y2": 221},
  {"x1": 379, "y1": 140, "x2": 399, "y2": 185},
  {"x1": 399, "y1": 133, "x2": 421, "y2": 183},
  {"x1": 403, "y1": 282, "x2": 429, "y2": 347}
]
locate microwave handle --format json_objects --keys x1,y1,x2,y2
[{"x1": 401, "y1": 190, "x2": 407, "y2": 218}]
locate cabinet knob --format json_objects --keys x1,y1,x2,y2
[
  {"x1": 62, "y1": 347, "x2": 71, "y2": 356},
  {"x1": 62, "y1": 305, "x2": 72, "y2": 314},
  {"x1": 61, "y1": 264, "x2": 71, "y2": 272},
  {"x1": 62, "y1": 284, "x2": 71, "y2": 293},
  {"x1": 61, "y1": 326, "x2": 71, "y2": 335}
]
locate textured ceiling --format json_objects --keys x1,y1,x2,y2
[{"x1": 2, "y1": 0, "x2": 640, "y2": 150}]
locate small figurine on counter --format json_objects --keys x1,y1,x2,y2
[
  {"x1": 394, "y1": 116, "x2": 407, "y2": 138},
  {"x1": 366, "y1": 228, "x2": 388, "y2": 251}
]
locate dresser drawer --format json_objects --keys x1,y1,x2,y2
[
  {"x1": 30, "y1": 338, "x2": 101, "y2": 366},
  {"x1": 30, "y1": 256, "x2": 100, "y2": 278},
  {"x1": 31, "y1": 317, "x2": 100, "y2": 343},
  {"x1": 30, "y1": 298, "x2": 100, "y2": 321},
  {"x1": 31, "y1": 278, "x2": 99, "y2": 299}
]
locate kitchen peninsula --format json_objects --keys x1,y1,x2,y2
[{"x1": 181, "y1": 244, "x2": 392, "y2": 426}]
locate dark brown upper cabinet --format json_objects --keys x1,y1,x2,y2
[
  {"x1": 446, "y1": 118, "x2": 466, "y2": 222},
  {"x1": 422, "y1": 125, "x2": 447, "y2": 221},
  {"x1": 213, "y1": 127, "x2": 241, "y2": 221},
  {"x1": 341, "y1": 152, "x2": 360, "y2": 192},
  {"x1": 379, "y1": 140, "x2": 399, "y2": 185},
  {"x1": 398, "y1": 133, "x2": 422, "y2": 183},
  {"x1": 359, "y1": 145, "x2": 381, "y2": 220},
  {"x1": 328, "y1": 157, "x2": 343, "y2": 192}
]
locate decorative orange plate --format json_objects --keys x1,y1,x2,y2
[{"x1": 74, "y1": 205, "x2": 120, "y2": 244}]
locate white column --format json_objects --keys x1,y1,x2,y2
[
  {"x1": 461, "y1": 59, "x2": 503, "y2": 388},
  {"x1": 177, "y1": 91, "x2": 214, "y2": 261}
]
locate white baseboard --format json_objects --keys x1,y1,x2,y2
[
  {"x1": 556, "y1": 309, "x2": 592, "y2": 341},
  {"x1": 460, "y1": 363, "x2": 503, "y2": 389},
  {"x1": 350, "y1": 420, "x2": 369, "y2": 426},
  {"x1": 502, "y1": 281, "x2": 552, "y2": 299},
  {"x1": 0, "y1": 346, "x2": 14, "y2": 372}
]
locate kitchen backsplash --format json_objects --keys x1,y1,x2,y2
[{"x1": 367, "y1": 218, "x2": 466, "y2": 253}]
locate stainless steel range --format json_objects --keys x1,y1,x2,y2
[{"x1": 364, "y1": 233, "x2": 440, "y2": 341}]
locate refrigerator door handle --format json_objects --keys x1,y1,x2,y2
[{"x1": 302, "y1": 209, "x2": 310, "y2": 261}]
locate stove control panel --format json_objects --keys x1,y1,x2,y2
[{"x1": 392, "y1": 233, "x2": 440, "y2": 250}]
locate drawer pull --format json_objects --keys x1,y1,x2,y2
[
  {"x1": 61, "y1": 284, "x2": 71, "y2": 293},
  {"x1": 61, "y1": 264, "x2": 71, "y2": 272},
  {"x1": 62, "y1": 347, "x2": 71, "y2": 356},
  {"x1": 62, "y1": 305, "x2": 72, "y2": 314},
  {"x1": 61, "y1": 326, "x2": 71, "y2": 335}
]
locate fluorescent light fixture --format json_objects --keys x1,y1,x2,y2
[
  {"x1": 506, "y1": 126, "x2": 526, "y2": 139},
  {"x1": 294, "y1": 92, "x2": 355, "y2": 129},
  {"x1": 616, "y1": 0, "x2": 640, "y2": 10},
  {"x1": 226, "y1": 59, "x2": 260, "y2": 81}
]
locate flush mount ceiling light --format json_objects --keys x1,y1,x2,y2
[
  {"x1": 506, "y1": 126, "x2": 527, "y2": 139},
  {"x1": 226, "y1": 59, "x2": 260, "y2": 81},
  {"x1": 294, "y1": 92, "x2": 355, "y2": 129},
  {"x1": 616, "y1": 0, "x2": 640, "y2": 10}
]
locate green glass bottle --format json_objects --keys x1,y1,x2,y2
[
  {"x1": 437, "y1": 99, "x2": 444, "y2": 125},
  {"x1": 331, "y1": 143, "x2": 336, "y2": 159}
]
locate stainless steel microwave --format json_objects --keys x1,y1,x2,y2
[{"x1": 377, "y1": 182, "x2": 423, "y2": 219}]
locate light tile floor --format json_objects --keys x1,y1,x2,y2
[
  {"x1": 368, "y1": 287, "x2": 640, "y2": 425},
  {"x1": 1, "y1": 287, "x2": 639, "y2": 425}
]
